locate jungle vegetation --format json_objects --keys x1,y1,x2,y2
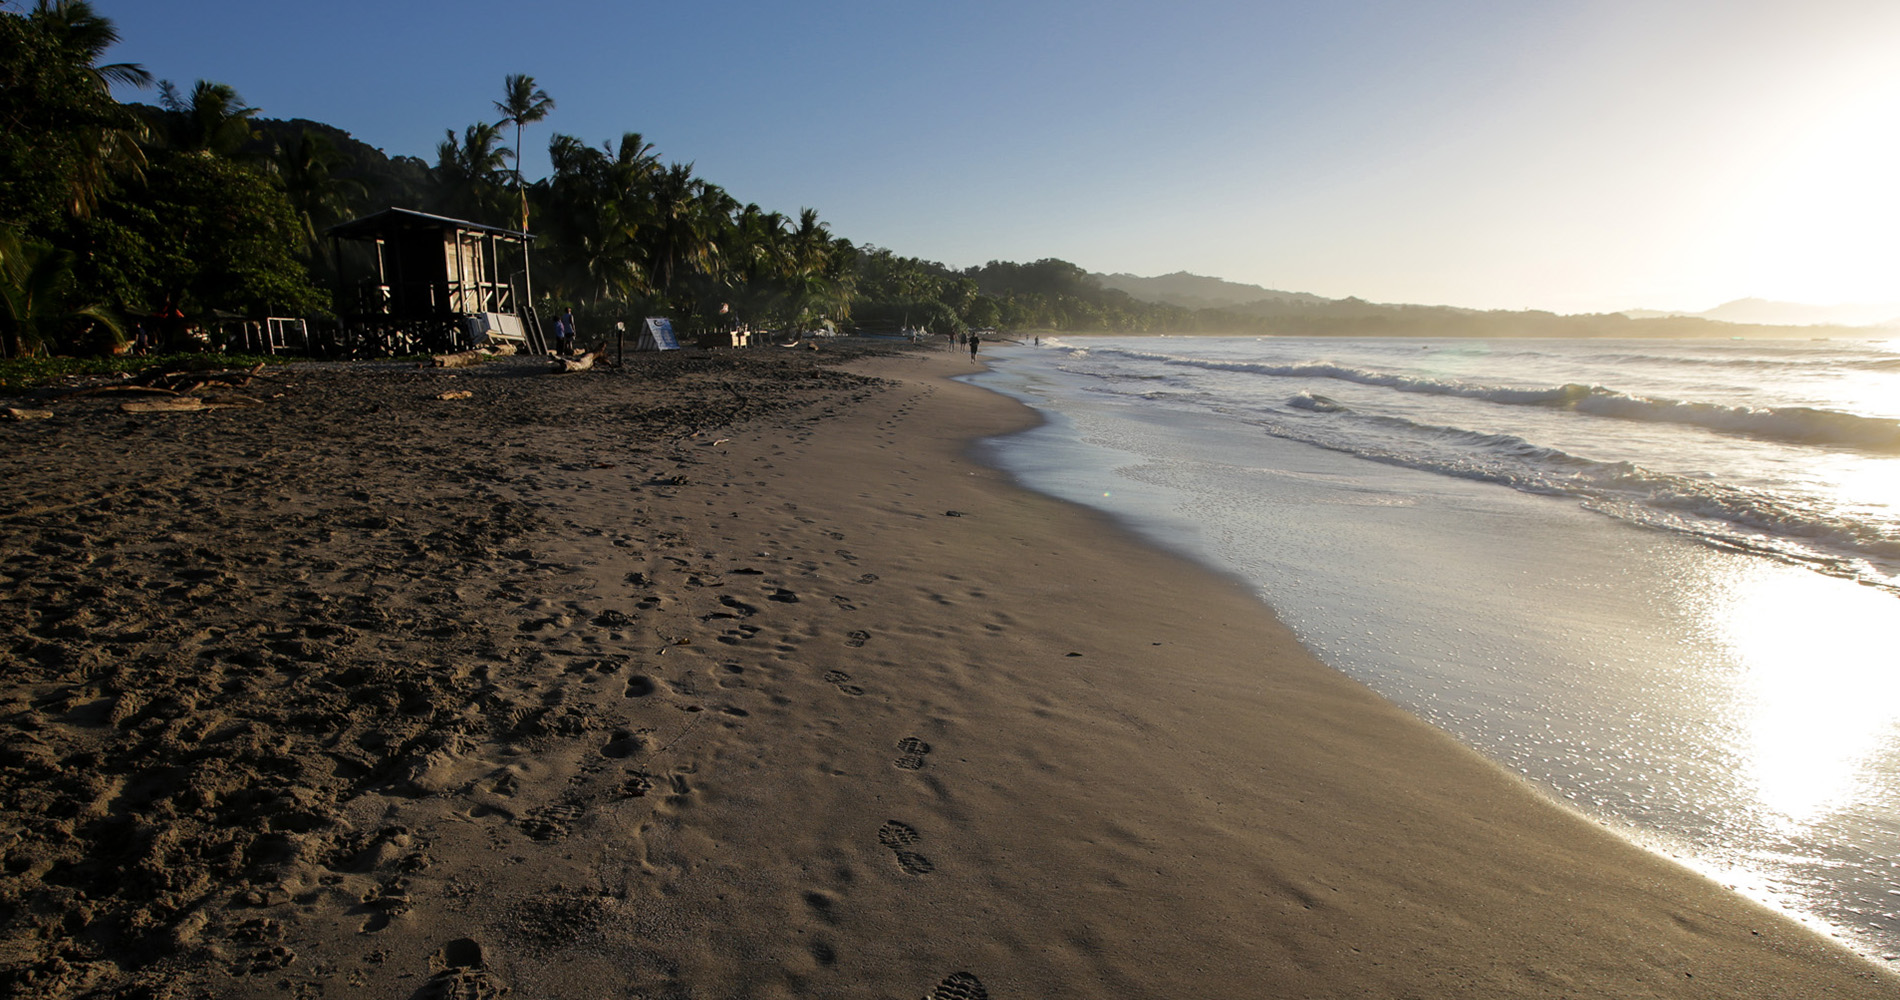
[{"x1": 0, "y1": 0, "x2": 1255, "y2": 358}]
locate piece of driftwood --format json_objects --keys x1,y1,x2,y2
[
  {"x1": 51, "y1": 384, "x2": 182, "y2": 400},
  {"x1": 3, "y1": 407, "x2": 53, "y2": 421},
  {"x1": 432, "y1": 350, "x2": 487, "y2": 368},
  {"x1": 552, "y1": 352, "x2": 596, "y2": 373},
  {"x1": 121, "y1": 397, "x2": 205, "y2": 413},
  {"x1": 436, "y1": 390, "x2": 474, "y2": 400}
]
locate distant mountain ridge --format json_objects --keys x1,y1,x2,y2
[
  {"x1": 1090, "y1": 271, "x2": 1899, "y2": 336},
  {"x1": 1092, "y1": 271, "x2": 1331, "y2": 311},
  {"x1": 1622, "y1": 298, "x2": 1900, "y2": 328}
]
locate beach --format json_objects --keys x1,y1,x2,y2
[{"x1": 1, "y1": 345, "x2": 1894, "y2": 999}]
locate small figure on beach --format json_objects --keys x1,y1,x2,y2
[
  {"x1": 969, "y1": 331, "x2": 981, "y2": 362},
  {"x1": 560, "y1": 307, "x2": 578, "y2": 354},
  {"x1": 132, "y1": 322, "x2": 151, "y2": 356}
]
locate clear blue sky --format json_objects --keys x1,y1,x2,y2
[{"x1": 88, "y1": 0, "x2": 1900, "y2": 313}]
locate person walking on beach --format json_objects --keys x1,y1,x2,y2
[
  {"x1": 969, "y1": 331, "x2": 981, "y2": 362},
  {"x1": 560, "y1": 307, "x2": 578, "y2": 354}
]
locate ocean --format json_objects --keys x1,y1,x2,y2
[{"x1": 964, "y1": 335, "x2": 1900, "y2": 962}]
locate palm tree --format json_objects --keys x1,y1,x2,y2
[
  {"x1": 0, "y1": 225, "x2": 123, "y2": 357},
  {"x1": 159, "y1": 79, "x2": 260, "y2": 158},
  {"x1": 540, "y1": 132, "x2": 666, "y2": 306},
  {"x1": 646, "y1": 163, "x2": 705, "y2": 302},
  {"x1": 493, "y1": 74, "x2": 554, "y2": 232},
  {"x1": 14, "y1": 0, "x2": 151, "y2": 219},
  {"x1": 273, "y1": 128, "x2": 366, "y2": 282},
  {"x1": 30, "y1": 0, "x2": 150, "y2": 93},
  {"x1": 432, "y1": 122, "x2": 512, "y2": 225}
]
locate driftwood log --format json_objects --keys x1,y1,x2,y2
[
  {"x1": 552, "y1": 352, "x2": 596, "y2": 374},
  {"x1": 431, "y1": 343, "x2": 520, "y2": 367},
  {"x1": 432, "y1": 350, "x2": 487, "y2": 369},
  {"x1": 120, "y1": 397, "x2": 205, "y2": 414}
]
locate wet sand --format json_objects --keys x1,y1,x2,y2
[{"x1": 1, "y1": 346, "x2": 1893, "y2": 998}]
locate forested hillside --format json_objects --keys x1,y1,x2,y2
[{"x1": 0, "y1": 1, "x2": 1234, "y2": 358}]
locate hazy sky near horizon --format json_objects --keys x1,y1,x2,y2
[{"x1": 89, "y1": 0, "x2": 1900, "y2": 314}]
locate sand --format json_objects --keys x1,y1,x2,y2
[{"x1": 1, "y1": 345, "x2": 1894, "y2": 999}]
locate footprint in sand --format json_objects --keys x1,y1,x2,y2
[
  {"x1": 416, "y1": 938, "x2": 508, "y2": 999},
  {"x1": 704, "y1": 595, "x2": 758, "y2": 620},
  {"x1": 893, "y1": 737, "x2": 931, "y2": 771},
  {"x1": 845, "y1": 629, "x2": 870, "y2": 647},
  {"x1": 877, "y1": 820, "x2": 933, "y2": 875},
  {"x1": 928, "y1": 971, "x2": 989, "y2": 1000},
  {"x1": 621, "y1": 771, "x2": 655, "y2": 798},
  {"x1": 822, "y1": 670, "x2": 864, "y2": 697},
  {"x1": 717, "y1": 623, "x2": 762, "y2": 646},
  {"x1": 832, "y1": 595, "x2": 859, "y2": 612},
  {"x1": 599, "y1": 730, "x2": 643, "y2": 758},
  {"x1": 520, "y1": 802, "x2": 583, "y2": 841}
]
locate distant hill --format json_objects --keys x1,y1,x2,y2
[
  {"x1": 1085, "y1": 271, "x2": 1885, "y2": 339},
  {"x1": 1091, "y1": 271, "x2": 1331, "y2": 311},
  {"x1": 1621, "y1": 297, "x2": 1900, "y2": 328}
]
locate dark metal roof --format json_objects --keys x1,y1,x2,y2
[{"x1": 326, "y1": 207, "x2": 534, "y2": 241}]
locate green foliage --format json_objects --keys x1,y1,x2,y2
[
  {"x1": 154, "y1": 79, "x2": 261, "y2": 158},
  {"x1": 0, "y1": 224, "x2": 123, "y2": 357},
  {"x1": 0, "y1": 2, "x2": 150, "y2": 228},
  {"x1": 849, "y1": 297, "x2": 965, "y2": 336},
  {"x1": 432, "y1": 121, "x2": 513, "y2": 226},
  {"x1": 105, "y1": 150, "x2": 328, "y2": 317}
]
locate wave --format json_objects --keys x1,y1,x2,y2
[
  {"x1": 1065, "y1": 345, "x2": 1900, "y2": 454},
  {"x1": 1251, "y1": 408, "x2": 1900, "y2": 589},
  {"x1": 1288, "y1": 392, "x2": 1348, "y2": 413}
]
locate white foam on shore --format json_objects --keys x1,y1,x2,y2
[{"x1": 966, "y1": 346, "x2": 1900, "y2": 962}]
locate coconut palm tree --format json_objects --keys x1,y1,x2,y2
[
  {"x1": 0, "y1": 225, "x2": 122, "y2": 357},
  {"x1": 29, "y1": 0, "x2": 150, "y2": 93},
  {"x1": 540, "y1": 132, "x2": 667, "y2": 305},
  {"x1": 493, "y1": 74, "x2": 553, "y2": 232},
  {"x1": 432, "y1": 122, "x2": 512, "y2": 225},
  {"x1": 6, "y1": 0, "x2": 151, "y2": 219},
  {"x1": 274, "y1": 129, "x2": 365, "y2": 246},
  {"x1": 778, "y1": 208, "x2": 850, "y2": 329},
  {"x1": 647, "y1": 163, "x2": 720, "y2": 303},
  {"x1": 159, "y1": 79, "x2": 260, "y2": 159}
]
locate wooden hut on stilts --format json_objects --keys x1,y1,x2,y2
[{"x1": 326, "y1": 208, "x2": 549, "y2": 357}]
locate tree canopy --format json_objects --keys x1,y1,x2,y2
[{"x1": 0, "y1": 2, "x2": 1241, "y2": 357}]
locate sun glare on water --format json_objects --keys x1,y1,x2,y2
[{"x1": 1702, "y1": 566, "x2": 1900, "y2": 827}]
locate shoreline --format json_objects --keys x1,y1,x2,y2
[{"x1": 1, "y1": 346, "x2": 1893, "y2": 997}]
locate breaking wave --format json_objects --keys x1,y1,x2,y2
[
  {"x1": 1070, "y1": 346, "x2": 1900, "y2": 453},
  {"x1": 1250, "y1": 408, "x2": 1900, "y2": 589}
]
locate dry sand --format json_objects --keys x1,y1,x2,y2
[{"x1": 1, "y1": 345, "x2": 1894, "y2": 999}]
